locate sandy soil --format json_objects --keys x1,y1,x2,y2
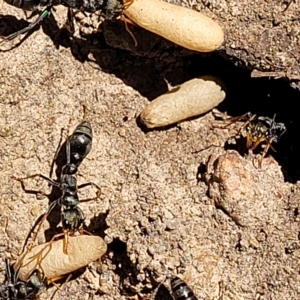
[{"x1": 1, "y1": 1, "x2": 300, "y2": 300}]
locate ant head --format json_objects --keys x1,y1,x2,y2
[
  {"x1": 27, "y1": 270, "x2": 47, "y2": 295},
  {"x1": 62, "y1": 208, "x2": 84, "y2": 231},
  {"x1": 246, "y1": 131, "x2": 266, "y2": 150}
]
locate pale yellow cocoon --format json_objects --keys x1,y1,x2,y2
[
  {"x1": 140, "y1": 77, "x2": 226, "y2": 128},
  {"x1": 14, "y1": 235, "x2": 107, "y2": 281},
  {"x1": 124, "y1": 0, "x2": 224, "y2": 52}
]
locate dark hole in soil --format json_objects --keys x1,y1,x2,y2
[{"x1": 108, "y1": 238, "x2": 141, "y2": 296}]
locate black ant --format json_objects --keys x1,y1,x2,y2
[
  {"x1": 0, "y1": 259, "x2": 47, "y2": 299},
  {"x1": 14, "y1": 118, "x2": 100, "y2": 253},
  {"x1": 216, "y1": 112, "x2": 286, "y2": 167}
]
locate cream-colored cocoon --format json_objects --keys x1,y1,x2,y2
[
  {"x1": 14, "y1": 235, "x2": 107, "y2": 281},
  {"x1": 140, "y1": 77, "x2": 226, "y2": 128},
  {"x1": 124, "y1": 0, "x2": 224, "y2": 52}
]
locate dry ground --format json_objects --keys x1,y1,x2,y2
[{"x1": 1, "y1": 1, "x2": 300, "y2": 300}]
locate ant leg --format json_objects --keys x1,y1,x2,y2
[
  {"x1": 31, "y1": 201, "x2": 58, "y2": 245},
  {"x1": 31, "y1": 213, "x2": 49, "y2": 245},
  {"x1": 77, "y1": 181, "x2": 101, "y2": 201},
  {"x1": 62, "y1": 228, "x2": 92, "y2": 254},
  {"x1": 0, "y1": 7, "x2": 51, "y2": 43},
  {"x1": 14, "y1": 232, "x2": 69, "y2": 283},
  {"x1": 213, "y1": 112, "x2": 253, "y2": 130},
  {"x1": 120, "y1": 15, "x2": 138, "y2": 46},
  {"x1": 269, "y1": 144, "x2": 277, "y2": 152},
  {"x1": 13, "y1": 174, "x2": 50, "y2": 197},
  {"x1": 123, "y1": 0, "x2": 135, "y2": 10},
  {"x1": 48, "y1": 274, "x2": 66, "y2": 285},
  {"x1": 20, "y1": 213, "x2": 47, "y2": 254},
  {"x1": 49, "y1": 273, "x2": 72, "y2": 300},
  {"x1": 13, "y1": 173, "x2": 63, "y2": 193},
  {"x1": 63, "y1": 230, "x2": 69, "y2": 255},
  {"x1": 254, "y1": 138, "x2": 273, "y2": 168},
  {"x1": 14, "y1": 183, "x2": 58, "y2": 259},
  {"x1": 80, "y1": 229, "x2": 93, "y2": 236},
  {"x1": 118, "y1": 15, "x2": 138, "y2": 47},
  {"x1": 49, "y1": 232, "x2": 65, "y2": 243},
  {"x1": 78, "y1": 181, "x2": 101, "y2": 191},
  {"x1": 14, "y1": 240, "x2": 53, "y2": 274},
  {"x1": 30, "y1": 232, "x2": 66, "y2": 259},
  {"x1": 260, "y1": 138, "x2": 273, "y2": 160},
  {"x1": 39, "y1": 174, "x2": 64, "y2": 189}
]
